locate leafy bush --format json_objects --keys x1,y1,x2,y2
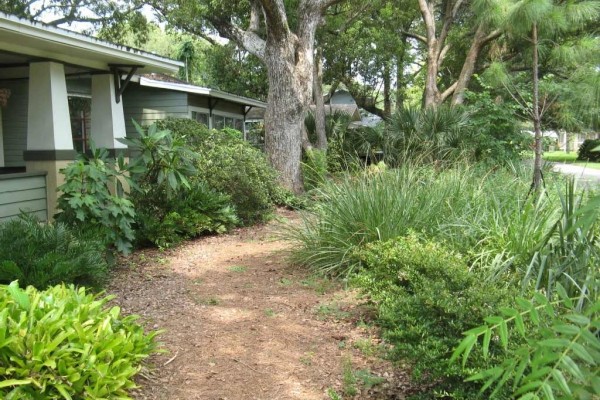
[
  {"x1": 56, "y1": 147, "x2": 135, "y2": 254},
  {"x1": 158, "y1": 118, "x2": 281, "y2": 223},
  {"x1": 134, "y1": 182, "x2": 238, "y2": 248},
  {"x1": 577, "y1": 139, "x2": 600, "y2": 162},
  {"x1": 0, "y1": 281, "x2": 159, "y2": 399},
  {"x1": 464, "y1": 90, "x2": 530, "y2": 164},
  {"x1": 122, "y1": 121, "x2": 237, "y2": 247},
  {"x1": 352, "y1": 234, "x2": 512, "y2": 399},
  {"x1": 0, "y1": 214, "x2": 109, "y2": 289}
]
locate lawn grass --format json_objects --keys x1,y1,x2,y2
[
  {"x1": 543, "y1": 151, "x2": 578, "y2": 162},
  {"x1": 542, "y1": 151, "x2": 600, "y2": 170}
]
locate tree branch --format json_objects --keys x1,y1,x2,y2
[
  {"x1": 249, "y1": 0, "x2": 262, "y2": 32},
  {"x1": 417, "y1": 0, "x2": 435, "y2": 43},
  {"x1": 401, "y1": 30, "x2": 427, "y2": 44},
  {"x1": 211, "y1": 17, "x2": 266, "y2": 61},
  {"x1": 438, "y1": 0, "x2": 465, "y2": 54},
  {"x1": 440, "y1": 81, "x2": 458, "y2": 103},
  {"x1": 258, "y1": 0, "x2": 290, "y2": 39}
]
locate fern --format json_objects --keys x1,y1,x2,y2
[
  {"x1": 0, "y1": 214, "x2": 109, "y2": 289},
  {"x1": 452, "y1": 284, "x2": 600, "y2": 399}
]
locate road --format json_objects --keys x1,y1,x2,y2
[{"x1": 549, "y1": 162, "x2": 600, "y2": 186}]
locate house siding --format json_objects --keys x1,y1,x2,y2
[
  {"x1": 0, "y1": 172, "x2": 47, "y2": 222},
  {"x1": 188, "y1": 94, "x2": 245, "y2": 116},
  {"x1": 0, "y1": 80, "x2": 28, "y2": 167},
  {"x1": 122, "y1": 84, "x2": 189, "y2": 138}
]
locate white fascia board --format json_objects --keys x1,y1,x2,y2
[
  {"x1": 139, "y1": 77, "x2": 267, "y2": 109},
  {"x1": 0, "y1": 13, "x2": 182, "y2": 73}
]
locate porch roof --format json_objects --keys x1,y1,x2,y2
[{"x1": 0, "y1": 13, "x2": 182, "y2": 75}]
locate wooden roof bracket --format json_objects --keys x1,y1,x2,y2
[
  {"x1": 109, "y1": 64, "x2": 143, "y2": 103},
  {"x1": 208, "y1": 97, "x2": 220, "y2": 116}
]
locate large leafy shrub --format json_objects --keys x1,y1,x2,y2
[
  {"x1": 464, "y1": 90, "x2": 530, "y2": 164},
  {"x1": 352, "y1": 234, "x2": 512, "y2": 399},
  {"x1": 122, "y1": 121, "x2": 239, "y2": 247},
  {"x1": 0, "y1": 281, "x2": 159, "y2": 399},
  {"x1": 56, "y1": 147, "x2": 135, "y2": 254},
  {"x1": 0, "y1": 214, "x2": 108, "y2": 289},
  {"x1": 577, "y1": 139, "x2": 600, "y2": 162},
  {"x1": 158, "y1": 118, "x2": 281, "y2": 223}
]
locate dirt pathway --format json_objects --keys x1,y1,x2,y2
[{"x1": 109, "y1": 210, "x2": 410, "y2": 400}]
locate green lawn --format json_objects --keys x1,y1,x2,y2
[{"x1": 542, "y1": 151, "x2": 600, "y2": 170}]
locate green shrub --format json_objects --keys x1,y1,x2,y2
[
  {"x1": 0, "y1": 281, "x2": 159, "y2": 399},
  {"x1": 56, "y1": 147, "x2": 135, "y2": 254},
  {"x1": 0, "y1": 214, "x2": 109, "y2": 289},
  {"x1": 122, "y1": 121, "x2": 234, "y2": 247},
  {"x1": 134, "y1": 181, "x2": 238, "y2": 248},
  {"x1": 159, "y1": 118, "x2": 281, "y2": 223},
  {"x1": 352, "y1": 234, "x2": 512, "y2": 399},
  {"x1": 577, "y1": 139, "x2": 600, "y2": 162}
]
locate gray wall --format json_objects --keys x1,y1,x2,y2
[
  {"x1": 0, "y1": 172, "x2": 47, "y2": 223},
  {"x1": 122, "y1": 84, "x2": 189, "y2": 138},
  {"x1": 0, "y1": 80, "x2": 28, "y2": 167},
  {"x1": 188, "y1": 94, "x2": 245, "y2": 116}
]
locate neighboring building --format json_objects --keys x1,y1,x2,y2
[{"x1": 0, "y1": 13, "x2": 182, "y2": 221}]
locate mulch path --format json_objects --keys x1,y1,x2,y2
[{"x1": 109, "y1": 209, "x2": 413, "y2": 399}]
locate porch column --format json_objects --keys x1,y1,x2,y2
[
  {"x1": 24, "y1": 62, "x2": 75, "y2": 218},
  {"x1": 0, "y1": 108, "x2": 4, "y2": 167},
  {"x1": 90, "y1": 74, "x2": 127, "y2": 152}
]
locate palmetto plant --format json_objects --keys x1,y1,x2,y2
[{"x1": 385, "y1": 105, "x2": 472, "y2": 166}]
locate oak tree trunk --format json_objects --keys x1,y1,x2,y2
[{"x1": 263, "y1": 38, "x2": 311, "y2": 194}]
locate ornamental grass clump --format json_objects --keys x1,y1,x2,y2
[{"x1": 0, "y1": 281, "x2": 160, "y2": 399}]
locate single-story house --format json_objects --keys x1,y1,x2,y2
[
  {"x1": 121, "y1": 73, "x2": 266, "y2": 141},
  {"x1": 0, "y1": 13, "x2": 182, "y2": 222}
]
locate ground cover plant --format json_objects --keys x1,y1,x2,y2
[
  {"x1": 0, "y1": 281, "x2": 159, "y2": 399},
  {"x1": 0, "y1": 214, "x2": 109, "y2": 289},
  {"x1": 288, "y1": 163, "x2": 600, "y2": 398}
]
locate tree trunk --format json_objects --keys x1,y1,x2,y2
[
  {"x1": 383, "y1": 61, "x2": 392, "y2": 117},
  {"x1": 532, "y1": 22, "x2": 543, "y2": 191},
  {"x1": 423, "y1": 41, "x2": 440, "y2": 108},
  {"x1": 313, "y1": 47, "x2": 327, "y2": 150},
  {"x1": 263, "y1": 38, "x2": 309, "y2": 194},
  {"x1": 451, "y1": 25, "x2": 483, "y2": 105}
]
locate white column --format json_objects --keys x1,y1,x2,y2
[
  {"x1": 0, "y1": 107, "x2": 4, "y2": 167},
  {"x1": 91, "y1": 74, "x2": 127, "y2": 149},
  {"x1": 27, "y1": 62, "x2": 73, "y2": 151}
]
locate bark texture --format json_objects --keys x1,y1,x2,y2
[
  {"x1": 313, "y1": 48, "x2": 328, "y2": 150},
  {"x1": 411, "y1": 0, "x2": 501, "y2": 108},
  {"x1": 209, "y1": 0, "x2": 340, "y2": 192}
]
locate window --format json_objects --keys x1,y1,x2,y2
[
  {"x1": 68, "y1": 96, "x2": 91, "y2": 153},
  {"x1": 213, "y1": 114, "x2": 244, "y2": 132},
  {"x1": 191, "y1": 111, "x2": 209, "y2": 127}
]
